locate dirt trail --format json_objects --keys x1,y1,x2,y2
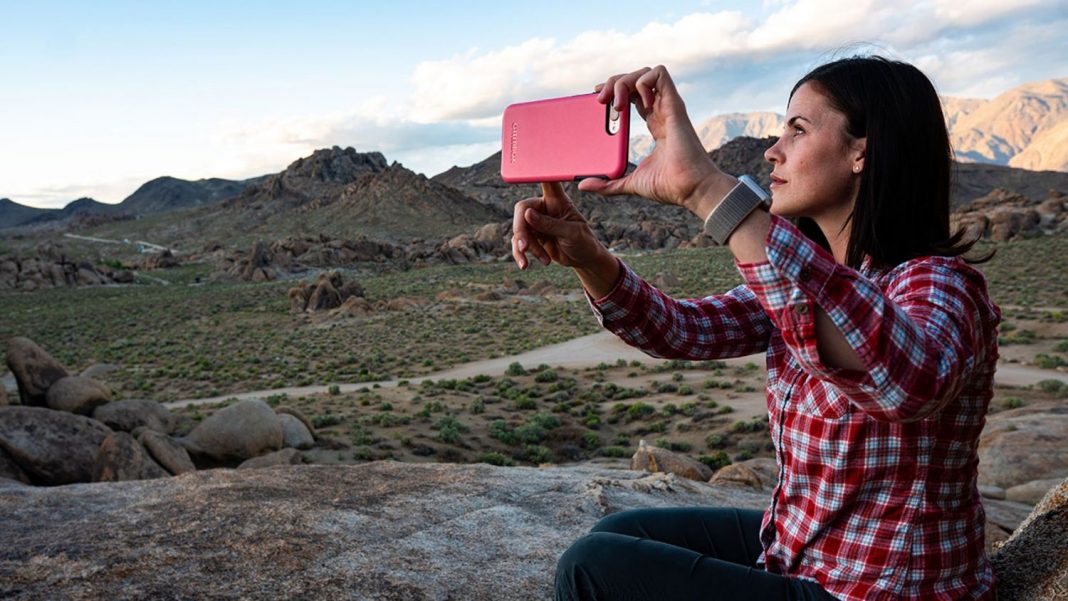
[{"x1": 163, "y1": 332, "x2": 1068, "y2": 410}]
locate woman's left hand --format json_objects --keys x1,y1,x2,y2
[{"x1": 578, "y1": 66, "x2": 736, "y2": 215}]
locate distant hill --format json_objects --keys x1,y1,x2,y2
[
  {"x1": 118, "y1": 175, "x2": 270, "y2": 216},
  {"x1": 0, "y1": 198, "x2": 53, "y2": 229}
]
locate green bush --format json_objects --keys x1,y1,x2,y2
[
  {"x1": 534, "y1": 369, "x2": 558, "y2": 383},
  {"x1": 311, "y1": 414, "x2": 342, "y2": 428},
  {"x1": 580, "y1": 432, "x2": 600, "y2": 450},
  {"x1": 599, "y1": 446, "x2": 631, "y2": 458},
  {"x1": 1034, "y1": 353, "x2": 1067, "y2": 369},
  {"x1": 654, "y1": 438, "x2": 692, "y2": 452},
  {"x1": 625, "y1": 402, "x2": 657, "y2": 422},
  {"x1": 705, "y1": 433, "x2": 730, "y2": 448},
  {"x1": 699, "y1": 451, "x2": 732, "y2": 471},
  {"x1": 328, "y1": 384, "x2": 341, "y2": 396},
  {"x1": 476, "y1": 452, "x2": 516, "y2": 467},
  {"x1": 1001, "y1": 397, "x2": 1025, "y2": 409},
  {"x1": 506, "y1": 362, "x2": 527, "y2": 376},
  {"x1": 489, "y1": 420, "x2": 519, "y2": 445},
  {"x1": 470, "y1": 399, "x2": 485, "y2": 414},
  {"x1": 1036, "y1": 379, "x2": 1068, "y2": 397},
  {"x1": 434, "y1": 416, "x2": 467, "y2": 444},
  {"x1": 522, "y1": 445, "x2": 554, "y2": 464},
  {"x1": 1054, "y1": 340, "x2": 1068, "y2": 353}
]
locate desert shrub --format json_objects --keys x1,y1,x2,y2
[
  {"x1": 378, "y1": 402, "x2": 393, "y2": 411},
  {"x1": 732, "y1": 419, "x2": 765, "y2": 434},
  {"x1": 677, "y1": 385, "x2": 694, "y2": 396},
  {"x1": 489, "y1": 420, "x2": 519, "y2": 445},
  {"x1": 513, "y1": 397, "x2": 537, "y2": 410},
  {"x1": 1034, "y1": 353, "x2": 1067, "y2": 369},
  {"x1": 434, "y1": 416, "x2": 467, "y2": 445},
  {"x1": 654, "y1": 382, "x2": 678, "y2": 394},
  {"x1": 625, "y1": 402, "x2": 657, "y2": 422},
  {"x1": 328, "y1": 384, "x2": 341, "y2": 396},
  {"x1": 735, "y1": 450, "x2": 754, "y2": 461},
  {"x1": 476, "y1": 452, "x2": 516, "y2": 467},
  {"x1": 1053, "y1": 340, "x2": 1068, "y2": 353},
  {"x1": 521, "y1": 445, "x2": 554, "y2": 464},
  {"x1": 599, "y1": 446, "x2": 631, "y2": 458},
  {"x1": 655, "y1": 438, "x2": 692, "y2": 452},
  {"x1": 312, "y1": 414, "x2": 342, "y2": 428},
  {"x1": 470, "y1": 399, "x2": 485, "y2": 414},
  {"x1": 352, "y1": 446, "x2": 374, "y2": 461},
  {"x1": 706, "y1": 433, "x2": 730, "y2": 448},
  {"x1": 662, "y1": 403, "x2": 680, "y2": 416},
  {"x1": 580, "y1": 432, "x2": 600, "y2": 450},
  {"x1": 583, "y1": 413, "x2": 602, "y2": 429},
  {"x1": 1036, "y1": 379, "x2": 1068, "y2": 397},
  {"x1": 506, "y1": 362, "x2": 526, "y2": 376},
  {"x1": 534, "y1": 370, "x2": 558, "y2": 383},
  {"x1": 1001, "y1": 397, "x2": 1025, "y2": 409},
  {"x1": 699, "y1": 452, "x2": 732, "y2": 471}
]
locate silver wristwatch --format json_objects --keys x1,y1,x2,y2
[{"x1": 702, "y1": 175, "x2": 771, "y2": 245}]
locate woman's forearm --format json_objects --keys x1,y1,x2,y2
[{"x1": 573, "y1": 249, "x2": 622, "y2": 301}]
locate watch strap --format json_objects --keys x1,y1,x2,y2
[{"x1": 702, "y1": 175, "x2": 770, "y2": 245}]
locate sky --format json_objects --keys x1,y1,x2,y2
[{"x1": 2, "y1": 0, "x2": 1066, "y2": 209}]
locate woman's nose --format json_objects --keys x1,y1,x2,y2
[{"x1": 764, "y1": 139, "x2": 783, "y2": 164}]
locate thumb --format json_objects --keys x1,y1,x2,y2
[
  {"x1": 525, "y1": 208, "x2": 578, "y2": 238},
  {"x1": 577, "y1": 176, "x2": 629, "y2": 197}
]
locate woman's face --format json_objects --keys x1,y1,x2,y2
[{"x1": 763, "y1": 82, "x2": 866, "y2": 222}]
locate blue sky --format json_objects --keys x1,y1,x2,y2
[{"x1": 2, "y1": 0, "x2": 1065, "y2": 208}]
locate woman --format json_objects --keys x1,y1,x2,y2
[{"x1": 511, "y1": 57, "x2": 1000, "y2": 600}]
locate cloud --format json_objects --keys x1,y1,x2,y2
[{"x1": 405, "y1": 0, "x2": 1063, "y2": 123}]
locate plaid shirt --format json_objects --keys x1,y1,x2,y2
[{"x1": 587, "y1": 215, "x2": 1000, "y2": 600}]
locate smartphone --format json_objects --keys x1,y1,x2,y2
[{"x1": 500, "y1": 92, "x2": 629, "y2": 183}]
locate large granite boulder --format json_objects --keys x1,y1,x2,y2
[
  {"x1": 978, "y1": 410, "x2": 1068, "y2": 489},
  {"x1": 0, "y1": 463, "x2": 767, "y2": 599},
  {"x1": 92, "y1": 399, "x2": 174, "y2": 434},
  {"x1": 278, "y1": 413, "x2": 314, "y2": 450},
  {"x1": 138, "y1": 431, "x2": 195, "y2": 476},
  {"x1": 631, "y1": 439, "x2": 713, "y2": 482},
  {"x1": 93, "y1": 432, "x2": 169, "y2": 482},
  {"x1": 45, "y1": 375, "x2": 112, "y2": 414},
  {"x1": 0, "y1": 406, "x2": 112, "y2": 485},
  {"x1": 179, "y1": 399, "x2": 283, "y2": 467},
  {"x1": 5, "y1": 337, "x2": 68, "y2": 406},
  {"x1": 238, "y1": 448, "x2": 303, "y2": 469},
  {"x1": 993, "y1": 476, "x2": 1068, "y2": 600}
]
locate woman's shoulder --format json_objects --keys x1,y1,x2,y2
[{"x1": 877, "y1": 254, "x2": 1001, "y2": 321}]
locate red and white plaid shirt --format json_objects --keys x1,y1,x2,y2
[{"x1": 588, "y1": 214, "x2": 1000, "y2": 600}]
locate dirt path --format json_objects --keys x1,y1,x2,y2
[{"x1": 163, "y1": 332, "x2": 1068, "y2": 410}]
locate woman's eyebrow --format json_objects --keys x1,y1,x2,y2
[{"x1": 786, "y1": 115, "x2": 813, "y2": 127}]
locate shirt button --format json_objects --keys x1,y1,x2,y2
[
  {"x1": 795, "y1": 304, "x2": 809, "y2": 315},
  {"x1": 799, "y1": 268, "x2": 812, "y2": 282}
]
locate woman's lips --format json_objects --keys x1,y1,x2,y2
[{"x1": 769, "y1": 175, "x2": 787, "y2": 188}]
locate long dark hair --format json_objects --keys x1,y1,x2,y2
[{"x1": 791, "y1": 55, "x2": 991, "y2": 270}]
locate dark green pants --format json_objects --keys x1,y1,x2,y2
[{"x1": 555, "y1": 507, "x2": 838, "y2": 601}]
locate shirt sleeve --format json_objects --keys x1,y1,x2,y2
[
  {"x1": 736, "y1": 215, "x2": 984, "y2": 422},
  {"x1": 586, "y1": 258, "x2": 773, "y2": 361}
]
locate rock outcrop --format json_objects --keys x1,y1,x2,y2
[
  {"x1": 0, "y1": 406, "x2": 112, "y2": 485},
  {"x1": 0, "y1": 246, "x2": 124, "y2": 291},
  {"x1": 6, "y1": 337, "x2": 69, "y2": 406},
  {"x1": 178, "y1": 399, "x2": 283, "y2": 467},
  {"x1": 0, "y1": 463, "x2": 767, "y2": 600},
  {"x1": 993, "y1": 476, "x2": 1068, "y2": 600}
]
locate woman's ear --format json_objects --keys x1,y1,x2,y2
[{"x1": 851, "y1": 137, "x2": 867, "y2": 174}]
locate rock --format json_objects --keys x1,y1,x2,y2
[
  {"x1": 992, "y1": 476, "x2": 1068, "y2": 600},
  {"x1": 709, "y1": 463, "x2": 764, "y2": 490},
  {"x1": 139, "y1": 430, "x2": 196, "y2": 475},
  {"x1": 1006, "y1": 478, "x2": 1065, "y2": 506},
  {"x1": 93, "y1": 431, "x2": 169, "y2": 482},
  {"x1": 631, "y1": 439, "x2": 713, "y2": 482},
  {"x1": 275, "y1": 406, "x2": 316, "y2": 439},
  {"x1": 92, "y1": 399, "x2": 174, "y2": 434},
  {"x1": 5, "y1": 337, "x2": 69, "y2": 406},
  {"x1": 238, "y1": 448, "x2": 304, "y2": 469},
  {"x1": 0, "y1": 406, "x2": 112, "y2": 485},
  {"x1": 80, "y1": 363, "x2": 120, "y2": 380},
  {"x1": 978, "y1": 412, "x2": 1068, "y2": 489},
  {"x1": 0, "y1": 447, "x2": 31, "y2": 484},
  {"x1": 333, "y1": 295, "x2": 373, "y2": 317},
  {"x1": 45, "y1": 375, "x2": 112, "y2": 414},
  {"x1": 0, "y1": 463, "x2": 769, "y2": 599},
  {"x1": 179, "y1": 399, "x2": 283, "y2": 467},
  {"x1": 278, "y1": 414, "x2": 315, "y2": 450},
  {"x1": 110, "y1": 269, "x2": 135, "y2": 284},
  {"x1": 979, "y1": 484, "x2": 1007, "y2": 500},
  {"x1": 306, "y1": 278, "x2": 341, "y2": 311}
]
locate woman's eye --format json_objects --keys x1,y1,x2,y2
[{"x1": 793, "y1": 126, "x2": 805, "y2": 136}]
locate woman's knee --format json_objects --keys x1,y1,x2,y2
[{"x1": 588, "y1": 508, "x2": 657, "y2": 535}]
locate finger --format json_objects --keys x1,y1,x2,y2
[
  {"x1": 577, "y1": 175, "x2": 631, "y2": 197},
  {"x1": 594, "y1": 83, "x2": 605, "y2": 93},
  {"x1": 525, "y1": 208, "x2": 583, "y2": 245},
  {"x1": 512, "y1": 196, "x2": 545, "y2": 256},
  {"x1": 610, "y1": 67, "x2": 652, "y2": 111},
  {"x1": 540, "y1": 181, "x2": 570, "y2": 216}
]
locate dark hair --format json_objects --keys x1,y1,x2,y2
[{"x1": 790, "y1": 55, "x2": 991, "y2": 270}]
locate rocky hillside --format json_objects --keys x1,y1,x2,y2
[
  {"x1": 952, "y1": 78, "x2": 1068, "y2": 171},
  {"x1": 630, "y1": 111, "x2": 783, "y2": 163}
]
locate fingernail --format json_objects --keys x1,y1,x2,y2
[
  {"x1": 518, "y1": 238, "x2": 527, "y2": 251},
  {"x1": 540, "y1": 256, "x2": 550, "y2": 266}
]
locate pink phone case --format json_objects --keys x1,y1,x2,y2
[{"x1": 500, "y1": 93, "x2": 629, "y2": 183}]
